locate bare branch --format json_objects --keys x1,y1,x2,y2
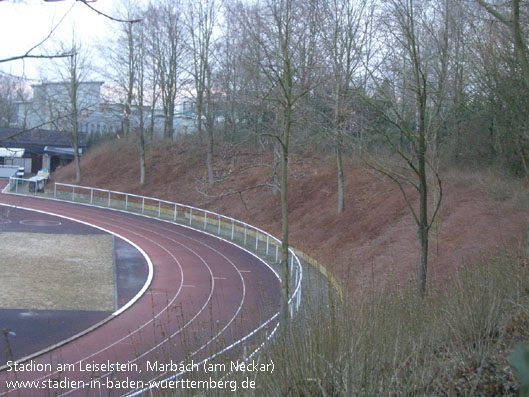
[
  {"x1": 475, "y1": 0, "x2": 510, "y2": 25},
  {"x1": 0, "y1": 108, "x2": 90, "y2": 144},
  {"x1": 196, "y1": 183, "x2": 275, "y2": 206},
  {"x1": 0, "y1": 2, "x2": 75, "y2": 64},
  {"x1": 362, "y1": 155, "x2": 420, "y2": 226},
  {"x1": 77, "y1": 0, "x2": 142, "y2": 23}
]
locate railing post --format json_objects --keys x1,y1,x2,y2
[
  {"x1": 11, "y1": 182, "x2": 304, "y2": 316},
  {"x1": 297, "y1": 288, "x2": 301, "y2": 311}
]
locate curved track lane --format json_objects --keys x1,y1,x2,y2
[{"x1": 0, "y1": 184, "x2": 280, "y2": 396}]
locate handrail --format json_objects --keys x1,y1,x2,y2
[
  {"x1": 6, "y1": 177, "x2": 305, "y2": 395},
  {"x1": 7, "y1": 178, "x2": 302, "y2": 316}
]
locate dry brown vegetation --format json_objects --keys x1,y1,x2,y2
[
  {"x1": 54, "y1": 138, "x2": 528, "y2": 299},
  {"x1": 48, "y1": 137, "x2": 529, "y2": 395}
]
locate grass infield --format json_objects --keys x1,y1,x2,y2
[{"x1": 0, "y1": 232, "x2": 114, "y2": 311}]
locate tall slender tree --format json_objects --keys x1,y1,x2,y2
[
  {"x1": 364, "y1": 0, "x2": 444, "y2": 295},
  {"x1": 239, "y1": 0, "x2": 318, "y2": 327},
  {"x1": 319, "y1": 0, "x2": 369, "y2": 213},
  {"x1": 186, "y1": 0, "x2": 217, "y2": 185}
]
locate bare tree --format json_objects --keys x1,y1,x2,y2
[
  {"x1": 319, "y1": 0, "x2": 369, "y2": 213},
  {"x1": 135, "y1": 16, "x2": 147, "y2": 185},
  {"x1": 186, "y1": 0, "x2": 217, "y2": 186},
  {"x1": 143, "y1": 3, "x2": 162, "y2": 141},
  {"x1": 154, "y1": 0, "x2": 185, "y2": 140},
  {"x1": 0, "y1": 73, "x2": 29, "y2": 128},
  {"x1": 476, "y1": 0, "x2": 529, "y2": 87},
  {"x1": 103, "y1": 0, "x2": 141, "y2": 137},
  {"x1": 363, "y1": 0, "x2": 444, "y2": 295},
  {"x1": 239, "y1": 0, "x2": 317, "y2": 327},
  {"x1": 46, "y1": 35, "x2": 93, "y2": 183}
]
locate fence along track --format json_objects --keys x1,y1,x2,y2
[
  {"x1": 6, "y1": 177, "x2": 346, "y2": 394},
  {"x1": 7, "y1": 177, "x2": 303, "y2": 315}
]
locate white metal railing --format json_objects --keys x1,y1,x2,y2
[
  {"x1": 8, "y1": 176, "x2": 43, "y2": 194},
  {"x1": 6, "y1": 177, "x2": 304, "y2": 395},
  {"x1": 6, "y1": 178, "x2": 302, "y2": 316}
]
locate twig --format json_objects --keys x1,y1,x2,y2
[
  {"x1": 77, "y1": 1, "x2": 142, "y2": 23},
  {"x1": 196, "y1": 183, "x2": 275, "y2": 205}
]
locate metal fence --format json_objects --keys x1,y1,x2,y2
[
  {"x1": 7, "y1": 178, "x2": 303, "y2": 317},
  {"x1": 6, "y1": 177, "x2": 306, "y2": 395}
]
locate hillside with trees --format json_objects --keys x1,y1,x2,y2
[{"x1": 2, "y1": 0, "x2": 529, "y2": 393}]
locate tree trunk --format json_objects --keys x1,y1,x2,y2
[
  {"x1": 336, "y1": 140, "x2": 344, "y2": 213},
  {"x1": 512, "y1": 0, "x2": 529, "y2": 88},
  {"x1": 280, "y1": 103, "x2": 292, "y2": 332},
  {"x1": 280, "y1": 137, "x2": 290, "y2": 330},
  {"x1": 74, "y1": 141, "x2": 81, "y2": 184},
  {"x1": 334, "y1": 84, "x2": 345, "y2": 213},
  {"x1": 417, "y1": 87, "x2": 428, "y2": 295},
  {"x1": 205, "y1": 67, "x2": 215, "y2": 186},
  {"x1": 124, "y1": 23, "x2": 134, "y2": 137},
  {"x1": 417, "y1": 223, "x2": 428, "y2": 295},
  {"x1": 140, "y1": 139, "x2": 146, "y2": 185},
  {"x1": 273, "y1": 140, "x2": 280, "y2": 195},
  {"x1": 164, "y1": 99, "x2": 175, "y2": 140},
  {"x1": 206, "y1": 129, "x2": 214, "y2": 185},
  {"x1": 71, "y1": 60, "x2": 81, "y2": 184}
]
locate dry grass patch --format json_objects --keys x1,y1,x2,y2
[{"x1": 0, "y1": 233, "x2": 114, "y2": 311}]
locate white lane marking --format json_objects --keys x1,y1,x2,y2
[
  {"x1": 53, "y1": 208, "x2": 251, "y2": 394},
  {"x1": 0, "y1": 203, "x2": 154, "y2": 318},
  {"x1": 57, "y1": 211, "x2": 220, "y2": 395},
  {"x1": 58, "y1": 199, "x2": 281, "y2": 396},
  {"x1": 0, "y1": 203, "x2": 187, "y2": 395},
  {"x1": 1, "y1": 193, "x2": 283, "y2": 397}
]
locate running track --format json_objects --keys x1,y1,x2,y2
[{"x1": 0, "y1": 180, "x2": 280, "y2": 396}]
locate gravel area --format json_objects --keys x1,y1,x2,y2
[{"x1": 0, "y1": 232, "x2": 114, "y2": 311}]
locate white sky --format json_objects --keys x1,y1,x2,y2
[{"x1": 0, "y1": 0, "x2": 118, "y2": 81}]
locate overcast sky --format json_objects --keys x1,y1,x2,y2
[{"x1": 0, "y1": 0, "x2": 119, "y2": 81}]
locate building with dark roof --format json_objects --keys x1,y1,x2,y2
[{"x1": 0, "y1": 127, "x2": 86, "y2": 174}]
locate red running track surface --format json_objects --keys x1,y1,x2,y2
[{"x1": 0, "y1": 181, "x2": 280, "y2": 396}]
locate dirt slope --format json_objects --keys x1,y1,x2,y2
[{"x1": 52, "y1": 138, "x2": 528, "y2": 297}]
